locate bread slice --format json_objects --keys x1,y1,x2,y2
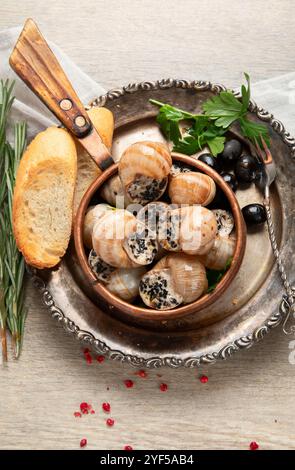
[
  {"x1": 13, "y1": 127, "x2": 77, "y2": 269},
  {"x1": 73, "y1": 107, "x2": 114, "y2": 217}
]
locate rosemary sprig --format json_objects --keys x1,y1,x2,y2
[
  {"x1": 0, "y1": 79, "x2": 15, "y2": 362},
  {"x1": 5, "y1": 125, "x2": 27, "y2": 358},
  {"x1": 0, "y1": 80, "x2": 27, "y2": 360},
  {"x1": 0, "y1": 210, "x2": 9, "y2": 361}
]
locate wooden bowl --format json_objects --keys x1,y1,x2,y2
[{"x1": 74, "y1": 153, "x2": 246, "y2": 324}]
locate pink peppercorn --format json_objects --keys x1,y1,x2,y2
[
  {"x1": 250, "y1": 441, "x2": 259, "y2": 451},
  {"x1": 124, "y1": 379, "x2": 134, "y2": 388},
  {"x1": 160, "y1": 383, "x2": 168, "y2": 392},
  {"x1": 199, "y1": 375, "x2": 209, "y2": 384},
  {"x1": 102, "y1": 402, "x2": 111, "y2": 413},
  {"x1": 80, "y1": 438, "x2": 87, "y2": 448}
]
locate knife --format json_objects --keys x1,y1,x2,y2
[{"x1": 9, "y1": 18, "x2": 114, "y2": 171}]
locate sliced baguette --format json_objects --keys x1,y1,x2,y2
[
  {"x1": 73, "y1": 107, "x2": 114, "y2": 217},
  {"x1": 13, "y1": 127, "x2": 77, "y2": 269}
]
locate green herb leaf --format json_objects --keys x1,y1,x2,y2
[
  {"x1": 241, "y1": 72, "x2": 251, "y2": 114},
  {"x1": 173, "y1": 135, "x2": 202, "y2": 155},
  {"x1": 206, "y1": 270, "x2": 224, "y2": 293},
  {"x1": 157, "y1": 111, "x2": 182, "y2": 144},
  {"x1": 150, "y1": 73, "x2": 270, "y2": 156},
  {"x1": 206, "y1": 257, "x2": 232, "y2": 293},
  {"x1": 207, "y1": 136, "x2": 226, "y2": 156},
  {"x1": 239, "y1": 117, "x2": 270, "y2": 147},
  {"x1": 202, "y1": 91, "x2": 243, "y2": 128}
]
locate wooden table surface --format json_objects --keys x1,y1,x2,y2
[{"x1": 1, "y1": 0, "x2": 295, "y2": 450}]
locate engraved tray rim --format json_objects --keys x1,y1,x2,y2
[{"x1": 30, "y1": 78, "x2": 295, "y2": 368}]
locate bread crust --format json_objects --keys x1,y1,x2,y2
[
  {"x1": 13, "y1": 127, "x2": 77, "y2": 269},
  {"x1": 13, "y1": 107, "x2": 113, "y2": 269},
  {"x1": 73, "y1": 107, "x2": 114, "y2": 216}
]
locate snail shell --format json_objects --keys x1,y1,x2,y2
[
  {"x1": 139, "y1": 269, "x2": 183, "y2": 310},
  {"x1": 137, "y1": 201, "x2": 168, "y2": 260},
  {"x1": 123, "y1": 222, "x2": 158, "y2": 266},
  {"x1": 212, "y1": 209, "x2": 234, "y2": 238},
  {"x1": 139, "y1": 253, "x2": 208, "y2": 310},
  {"x1": 107, "y1": 267, "x2": 146, "y2": 301},
  {"x1": 178, "y1": 206, "x2": 217, "y2": 255},
  {"x1": 118, "y1": 141, "x2": 172, "y2": 204},
  {"x1": 100, "y1": 174, "x2": 132, "y2": 208},
  {"x1": 92, "y1": 209, "x2": 138, "y2": 268},
  {"x1": 158, "y1": 206, "x2": 217, "y2": 255},
  {"x1": 168, "y1": 172, "x2": 216, "y2": 206},
  {"x1": 88, "y1": 249, "x2": 116, "y2": 282},
  {"x1": 83, "y1": 204, "x2": 113, "y2": 249},
  {"x1": 198, "y1": 235, "x2": 236, "y2": 270},
  {"x1": 88, "y1": 249, "x2": 145, "y2": 301},
  {"x1": 157, "y1": 208, "x2": 182, "y2": 252},
  {"x1": 170, "y1": 162, "x2": 192, "y2": 177},
  {"x1": 137, "y1": 201, "x2": 168, "y2": 236}
]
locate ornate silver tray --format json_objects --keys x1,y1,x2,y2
[{"x1": 30, "y1": 79, "x2": 295, "y2": 367}]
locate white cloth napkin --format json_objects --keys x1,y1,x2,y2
[
  {"x1": 1, "y1": 26, "x2": 295, "y2": 141},
  {"x1": 251, "y1": 73, "x2": 295, "y2": 136}
]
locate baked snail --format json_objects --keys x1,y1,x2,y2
[
  {"x1": 118, "y1": 141, "x2": 172, "y2": 204},
  {"x1": 212, "y1": 209, "x2": 234, "y2": 238},
  {"x1": 88, "y1": 249, "x2": 116, "y2": 281},
  {"x1": 170, "y1": 162, "x2": 192, "y2": 177},
  {"x1": 99, "y1": 173, "x2": 132, "y2": 209},
  {"x1": 158, "y1": 205, "x2": 217, "y2": 255},
  {"x1": 198, "y1": 235, "x2": 236, "y2": 271},
  {"x1": 168, "y1": 172, "x2": 216, "y2": 206},
  {"x1": 83, "y1": 203, "x2": 113, "y2": 249},
  {"x1": 157, "y1": 208, "x2": 181, "y2": 252},
  {"x1": 88, "y1": 249, "x2": 145, "y2": 301},
  {"x1": 123, "y1": 223, "x2": 158, "y2": 266},
  {"x1": 139, "y1": 253, "x2": 208, "y2": 310},
  {"x1": 137, "y1": 201, "x2": 168, "y2": 236},
  {"x1": 92, "y1": 209, "x2": 159, "y2": 268},
  {"x1": 92, "y1": 209, "x2": 138, "y2": 268},
  {"x1": 107, "y1": 267, "x2": 146, "y2": 301}
]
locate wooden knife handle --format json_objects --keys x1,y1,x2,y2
[{"x1": 9, "y1": 18, "x2": 92, "y2": 139}]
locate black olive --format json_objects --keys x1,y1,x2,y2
[
  {"x1": 242, "y1": 204, "x2": 266, "y2": 226},
  {"x1": 220, "y1": 139, "x2": 242, "y2": 163},
  {"x1": 208, "y1": 186, "x2": 230, "y2": 210},
  {"x1": 221, "y1": 172, "x2": 238, "y2": 192},
  {"x1": 198, "y1": 153, "x2": 221, "y2": 173},
  {"x1": 235, "y1": 154, "x2": 260, "y2": 183}
]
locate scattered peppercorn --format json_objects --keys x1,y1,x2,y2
[
  {"x1": 124, "y1": 379, "x2": 134, "y2": 388},
  {"x1": 160, "y1": 383, "x2": 168, "y2": 392},
  {"x1": 102, "y1": 402, "x2": 111, "y2": 413},
  {"x1": 80, "y1": 438, "x2": 87, "y2": 448},
  {"x1": 249, "y1": 441, "x2": 259, "y2": 451},
  {"x1": 80, "y1": 402, "x2": 91, "y2": 414},
  {"x1": 199, "y1": 375, "x2": 209, "y2": 384},
  {"x1": 137, "y1": 370, "x2": 147, "y2": 378}
]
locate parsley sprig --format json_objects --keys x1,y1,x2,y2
[
  {"x1": 150, "y1": 73, "x2": 270, "y2": 156},
  {"x1": 150, "y1": 100, "x2": 226, "y2": 156},
  {"x1": 206, "y1": 257, "x2": 232, "y2": 293}
]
